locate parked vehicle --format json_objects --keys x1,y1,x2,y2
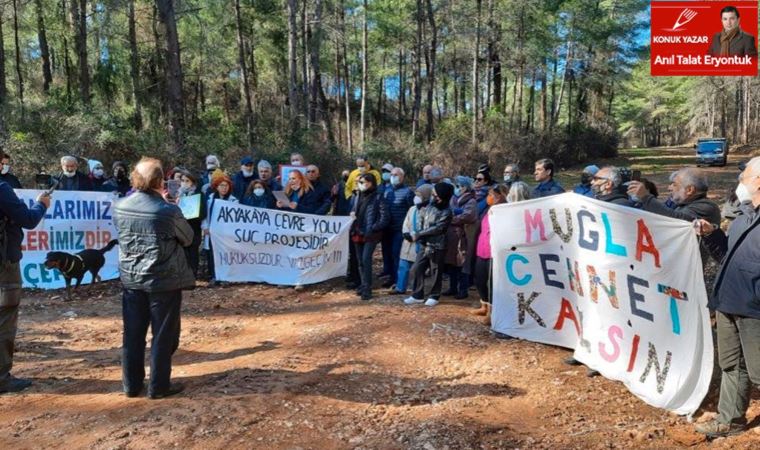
[{"x1": 694, "y1": 138, "x2": 728, "y2": 167}]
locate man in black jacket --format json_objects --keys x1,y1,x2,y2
[
  {"x1": 0, "y1": 153, "x2": 22, "y2": 189},
  {"x1": 591, "y1": 166, "x2": 633, "y2": 206},
  {"x1": 58, "y1": 155, "x2": 94, "y2": 191},
  {"x1": 693, "y1": 156, "x2": 760, "y2": 437},
  {"x1": 305, "y1": 165, "x2": 332, "y2": 215},
  {"x1": 113, "y1": 157, "x2": 195, "y2": 399},
  {"x1": 0, "y1": 183, "x2": 49, "y2": 393}
]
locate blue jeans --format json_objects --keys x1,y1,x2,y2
[
  {"x1": 396, "y1": 259, "x2": 414, "y2": 292},
  {"x1": 382, "y1": 230, "x2": 404, "y2": 283},
  {"x1": 122, "y1": 289, "x2": 182, "y2": 395}
]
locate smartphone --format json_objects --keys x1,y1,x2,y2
[
  {"x1": 35, "y1": 173, "x2": 53, "y2": 189},
  {"x1": 167, "y1": 179, "x2": 181, "y2": 198},
  {"x1": 631, "y1": 170, "x2": 641, "y2": 182}
]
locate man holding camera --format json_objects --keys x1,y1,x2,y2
[{"x1": 0, "y1": 182, "x2": 50, "y2": 393}]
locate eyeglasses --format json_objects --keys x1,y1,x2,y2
[
  {"x1": 475, "y1": 177, "x2": 485, "y2": 181},
  {"x1": 306, "y1": 170, "x2": 317, "y2": 173}
]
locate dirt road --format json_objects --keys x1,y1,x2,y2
[{"x1": 2, "y1": 147, "x2": 759, "y2": 449}]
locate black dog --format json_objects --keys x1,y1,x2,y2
[{"x1": 44, "y1": 240, "x2": 119, "y2": 301}]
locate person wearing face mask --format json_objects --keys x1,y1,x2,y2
[
  {"x1": 88, "y1": 160, "x2": 108, "y2": 191},
  {"x1": 232, "y1": 156, "x2": 258, "y2": 199},
  {"x1": 176, "y1": 170, "x2": 206, "y2": 278},
  {"x1": 332, "y1": 170, "x2": 352, "y2": 216},
  {"x1": 277, "y1": 170, "x2": 320, "y2": 214},
  {"x1": 474, "y1": 165, "x2": 496, "y2": 216},
  {"x1": 573, "y1": 165, "x2": 600, "y2": 198},
  {"x1": 304, "y1": 165, "x2": 332, "y2": 215},
  {"x1": 403, "y1": 182, "x2": 453, "y2": 307},
  {"x1": 289, "y1": 152, "x2": 305, "y2": 166},
  {"x1": 202, "y1": 172, "x2": 238, "y2": 287},
  {"x1": 344, "y1": 155, "x2": 381, "y2": 200},
  {"x1": 102, "y1": 161, "x2": 131, "y2": 196},
  {"x1": 58, "y1": 155, "x2": 94, "y2": 191},
  {"x1": 443, "y1": 176, "x2": 478, "y2": 300},
  {"x1": 0, "y1": 153, "x2": 22, "y2": 189},
  {"x1": 379, "y1": 163, "x2": 394, "y2": 194},
  {"x1": 242, "y1": 179, "x2": 275, "y2": 209},
  {"x1": 380, "y1": 167, "x2": 415, "y2": 288},
  {"x1": 350, "y1": 174, "x2": 390, "y2": 301},
  {"x1": 502, "y1": 163, "x2": 521, "y2": 189},
  {"x1": 200, "y1": 155, "x2": 221, "y2": 194},
  {"x1": 589, "y1": 166, "x2": 633, "y2": 206},
  {"x1": 392, "y1": 184, "x2": 433, "y2": 295},
  {"x1": 692, "y1": 156, "x2": 760, "y2": 438}
]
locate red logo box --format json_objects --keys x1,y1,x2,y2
[{"x1": 651, "y1": 1, "x2": 758, "y2": 76}]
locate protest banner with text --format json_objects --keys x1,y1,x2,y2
[
  {"x1": 209, "y1": 201, "x2": 353, "y2": 285},
  {"x1": 490, "y1": 193, "x2": 713, "y2": 415},
  {"x1": 16, "y1": 189, "x2": 120, "y2": 289}
]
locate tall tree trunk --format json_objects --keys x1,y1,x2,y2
[
  {"x1": 302, "y1": 0, "x2": 311, "y2": 127},
  {"x1": 35, "y1": 0, "x2": 53, "y2": 93},
  {"x1": 235, "y1": 0, "x2": 255, "y2": 148},
  {"x1": 287, "y1": 0, "x2": 300, "y2": 131},
  {"x1": 71, "y1": 0, "x2": 90, "y2": 105},
  {"x1": 151, "y1": 3, "x2": 167, "y2": 121},
  {"x1": 743, "y1": 77, "x2": 751, "y2": 143},
  {"x1": 339, "y1": 0, "x2": 352, "y2": 155},
  {"x1": 360, "y1": 0, "x2": 368, "y2": 147},
  {"x1": 156, "y1": 0, "x2": 186, "y2": 153},
  {"x1": 487, "y1": 0, "x2": 501, "y2": 110},
  {"x1": 398, "y1": 47, "x2": 406, "y2": 120},
  {"x1": 376, "y1": 51, "x2": 385, "y2": 122},
  {"x1": 411, "y1": 0, "x2": 422, "y2": 139},
  {"x1": 540, "y1": 63, "x2": 547, "y2": 130},
  {"x1": 471, "y1": 0, "x2": 482, "y2": 143},
  {"x1": 12, "y1": 0, "x2": 23, "y2": 105},
  {"x1": 0, "y1": 10, "x2": 5, "y2": 137},
  {"x1": 308, "y1": 0, "x2": 333, "y2": 144},
  {"x1": 128, "y1": 0, "x2": 143, "y2": 129},
  {"x1": 424, "y1": 0, "x2": 436, "y2": 143}
]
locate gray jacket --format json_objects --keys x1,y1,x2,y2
[
  {"x1": 415, "y1": 205, "x2": 452, "y2": 251},
  {"x1": 113, "y1": 191, "x2": 195, "y2": 292}
]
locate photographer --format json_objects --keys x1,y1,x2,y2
[{"x1": 0, "y1": 183, "x2": 50, "y2": 393}]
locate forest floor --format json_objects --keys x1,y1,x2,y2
[{"x1": 2, "y1": 146, "x2": 760, "y2": 450}]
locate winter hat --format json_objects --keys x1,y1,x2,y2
[
  {"x1": 240, "y1": 156, "x2": 254, "y2": 166},
  {"x1": 88, "y1": 159, "x2": 104, "y2": 173},
  {"x1": 210, "y1": 169, "x2": 233, "y2": 192},
  {"x1": 112, "y1": 161, "x2": 127, "y2": 171},
  {"x1": 582, "y1": 165, "x2": 600, "y2": 175},
  {"x1": 381, "y1": 163, "x2": 394, "y2": 172},
  {"x1": 415, "y1": 184, "x2": 433, "y2": 202},
  {"x1": 433, "y1": 182, "x2": 454, "y2": 206},
  {"x1": 454, "y1": 175, "x2": 474, "y2": 189}
]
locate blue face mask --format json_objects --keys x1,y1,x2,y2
[
  {"x1": 382, "y1": 172, "x2": 391, "y2": 182},
  {"x1": 454, "y1": 187, "x2": 462, "y2": 197},
  {"x1": 390, "y1": 175, "x2": 401, "y2": 186}
]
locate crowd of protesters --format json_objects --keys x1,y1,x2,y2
[{"x1": 3, "y1": 148, "x2": 760, "y2": 439}]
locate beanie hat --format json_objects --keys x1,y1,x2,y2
[{"x1": 416, "y1": 184, "x2": 433, "y2": 202}]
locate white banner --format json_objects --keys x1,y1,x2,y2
[
  {"x1": 490, "y1": 193, "x2": 713, "y2": 415},
  {"x1": 16, "y1": 189, "x2": 120, "y2": 289},
  {"x1": 209, "y1": 200, "x2": 353, "y2": 285}
]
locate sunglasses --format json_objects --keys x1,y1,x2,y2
[{"x1": 475, "y1": 177, "x2": 485, "y2": 181}]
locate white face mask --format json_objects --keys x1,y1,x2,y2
[
  {"x1": 291, "y1": 160, "x2": 303, "y2": 166},
  {"x1": 207, "y1": 163, "x2": 218, "y2": 170},
  {"x1": 93, "y1": 168, "x2": 105, "y2": 178},
  {"x1": 253, "y1": 188, "x2": 265, "y2": 197},
  {"x1": 242, "y1": 167, "x2": 254, "y2": 177},
  {"x1": 504, "y1": 175, "x2": 512, "y2": 182},
  {"x1": 736, "y1": 182, "x2": 753, "y2": 204},
  {"x1": 63, "y1": 169, "x2": 76, "y2": 178},
  {"x1": 1, "y1": 165, "x2": 10, "y2": 175},
  {"x1": 390, "y1": 175, "x2": 401, "y2": 186},
  {"x1": 357, "y1": 183, "x2": 368, "y2": 192},
  {"x1": 413, "y1": 195, "x2": 423, "y2": 205}
]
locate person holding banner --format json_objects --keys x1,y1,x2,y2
[
  {"x1": 404, "y1": 182, "x2": 454, "y2": 307},
  {"x1": 351, "y1": 174, "x2": 390, "y2": 300},
  {"x1": 58, "y1": 155, "x2": 94, "y2": 192},
  {"x1": 102, "y1": 161, "x2": 131, "y2": 197},
  {"x1": 692, "y1": 156, "x2": 760, "y2": 437},
  {"x1": 257, "y1": 160, "x2": 282, "y2": 192},
  {"x1": 242, "y1": 179, "x2": 275, "y2": 209},
  {"x1": 232, "y1": 156, "x2": 257, "y2": 200},
  {"x1": 202, "y1": 173, "x2": 238, "y2": 287},
  {"x1": 590, "y1": 166, "x2": 633, "y2": 206},
  {"x1": 113, "y1": 157, "x2": 194, "y2": 399},
  {"x1": 0, "y1": 183, "x2": 49, "y2": 394},
  {"x1": 471, "y1": 184, "x2": 509, "y2": 323}
]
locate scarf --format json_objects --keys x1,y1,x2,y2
[{"x1": 720, "y1": 27, "x2": 740, "y2": 56}]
